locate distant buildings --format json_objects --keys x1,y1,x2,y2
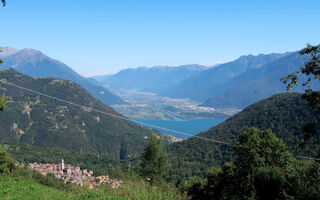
[
  {"x1": 163, "y1": 134, "x2": 183, "y2": 142},
  {"x1": 27, "y1": 159, "x2": 121, "y2": 188}
]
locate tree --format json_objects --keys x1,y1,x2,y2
[
  {"x1": 254, "y1": 166, "x2": 287, "y2": 200},
  {"x1": 282, "y1": 44, "x2": 320, "y2": 138},
  {"x1": 189, "y1": 128, "x2": 295, "y2": 200},
  {"x1": 140, "y1": 134, "x2": 168, "y2": 184},
  {"x1": 1, "y1": 0, "x2": 5, "y2": 7},
  {"x1": 232, "y1": 128, "x2": 294, "y2": 199},
  {"x1": 0, "y1": 148, "x2": 9, "y2": 175},
  {"x1": 0, "y1": 48, "x2": 3, "y2": 64},
  {"x1": 0, "y1": 48, "x2": 7, "y2": 111}
]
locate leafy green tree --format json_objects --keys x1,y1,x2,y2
[
  {"x1": 1, "y1": 0, "x2": 5, "y2": 7},
  {"x1": 282, "y1": 44, "x2": 320, "y2": 138},
  {"x1": 290, "y1": 161, "x2": 320, "y2": 200},
  {"x1": 189, "y1": 128, "x2": 295, "y2": 200},
  {"x1": 254, "y1": 167, "x2": 287, "y2": 200},
  {"x1": 0, "y1": 148, "x2": 9, "y2": 175},
  {"x1": 233, "y1": 127, "x2": 294, "y2": 199},
  {"x1": 140, "y1": 134, "x2": 168, "y2": 184}
]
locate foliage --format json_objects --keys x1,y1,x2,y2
[
  {"x1": 0, "y1": 147, "x2": 9, "y2": 175},
  {"x1": 232, "y1": 128, "x2": 294, "y2": 199},
  {"x1": 1, "y1": 0, "x2": 5, "y2": 7},
  {"x1": 282, "y1": 44, "x2": 320, "y2": 93},
  {"x1": 282, "y1": 44, "x2": 320, "y2": 137},
  {"x1": 140, "y1": 134, "x2": 168, "y2": 184},
  {"x1": 0, "y1": 96, "x2": 7, "y2": 112},
  {"x1": 187, "y1": 128, "x2": 320, "y2": 200},
  {"x1": 168, "y1": 93, "x2": 319, "y2": 183},
  {"x1": 253, "y1": 167, "x2": 287, "y2": 200},
  {"x1": 289, "y1": 161, "x2": 320, "y2": 200}
]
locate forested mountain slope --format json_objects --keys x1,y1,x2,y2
[
  {"x1": 0, "y1": 69, "x2": 160, "y2": 159},
  {"x1": 167, "y1": 93, "x2": 320, "y2": 181}
]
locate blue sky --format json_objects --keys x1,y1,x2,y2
[{"x1": 0, "y1": 0, "x2": 319, "y2": 76}]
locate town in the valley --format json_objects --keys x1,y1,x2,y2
[{"x1": 27, "y1": 159, "x2": 121, "y2": 189}]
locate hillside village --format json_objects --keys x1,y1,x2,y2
[{"x1": 27, "y1": 159, "x2": 121, "y2": 189}]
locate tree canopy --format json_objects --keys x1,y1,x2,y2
[
  {"x1": 187, "y1": 128, "x2": 311, "y2": 200},
  {"x1": 140, "y1": 134, "x2": 168, "y2": 184},
  {"x1": 282, "y1": 44, "x2": 320, "y2": 138}
]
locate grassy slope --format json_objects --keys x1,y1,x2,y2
[
  {"x1": 0, "y1": 176, "x2": 72, "y2": 200},
  {"x1": 0, "y1": 176, "x2": 187, "y2": 200}
]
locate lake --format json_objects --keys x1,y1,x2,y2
[{"x1": 133, "y1": 118, "x2": 225, "y2": 139}]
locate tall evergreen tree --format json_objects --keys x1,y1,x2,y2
[{"x1": 140, "y1": 134, "x2": 168, "y2": 184}]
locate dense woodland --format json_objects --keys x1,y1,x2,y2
[
  {"x1": 168, "y1": 93, "x2": 320, "y2": 183},
  {"x1": 0, "y1": 69, "x2": 168, "y2": 160}
]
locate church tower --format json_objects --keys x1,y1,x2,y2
[{"x1": 61, "y1": 158, "x2": 64, "y2": 170}]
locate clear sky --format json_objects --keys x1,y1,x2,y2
[{"x1": 0, "y1": 0, "x2": 319, "y2": 76}]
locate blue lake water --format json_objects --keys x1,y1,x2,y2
[{"x1": 134, "y1": 118, "x2": 225, "y2": 139}]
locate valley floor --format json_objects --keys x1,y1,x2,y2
[{"x1": 112, "y1": 89, "x2": 238, "y2": 120}]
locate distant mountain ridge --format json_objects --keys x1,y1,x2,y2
[
  {"x1": 0, "y1": 47, "x2": 124, "y2": 105},
  {"x1": 94, "y1": 50, "x2": 304, "y2": 109},
  {"x1": 100, "y1": 64, "x2": 208, "y2": 93},
  {"x1": 202, "y1": 51, "x2": 320, "y2": 108},
  {"x1": 159, "y1": 52, "x2": 291, "y2": 102},
  {"x1": 96, "y1": 47, "x2": 318, "y2": 110},
  {"x1": 0, "y1": 69, "x2": 160, "y2": 159}
]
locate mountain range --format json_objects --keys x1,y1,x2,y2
[
  {"x1": 92, "y1": 47, "x2": 319, "y2": 109},
  {"x1": 201, "y1": 51, "x2": 320, "y2": 108},
  {"x1": 0, "y1": 47, "x2": 124, "y2": 105},
  {"x1": 2, "y1": 46, "x2": 317, "y2": 110},
  {"x1": 159, "y1": 52, "x2": 291, "y2": 102},
  {"x1": 98, "y1": 65, "x2": 208, "y2": 93}
]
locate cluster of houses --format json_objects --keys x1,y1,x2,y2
[
  {"x1": 164, "y1": 134, "x2": 183, "y2": 142},
  {"x1": 27, "y1": 159, "x2": 121, "y2": 188}
]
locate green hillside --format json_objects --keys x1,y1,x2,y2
[
  {"x1": 0, "y1": 69, "x2": 163, "y2": 160},
  {"x1": 0, "y1": 177, "x2": 73, "y2": 200},
  {"x1": 167, "y1": 93, "x2": 320, "y2": 182}
]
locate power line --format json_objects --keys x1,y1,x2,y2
[
  {"x1": 296, "y1": 156, "x2": 320, "y2": 161},
  {"x1": 0, "y1": 79, "x2": 319, "y2": 161},
  {"x1": 0, "y1": 79, "x2": 234, "y2": 146}
]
